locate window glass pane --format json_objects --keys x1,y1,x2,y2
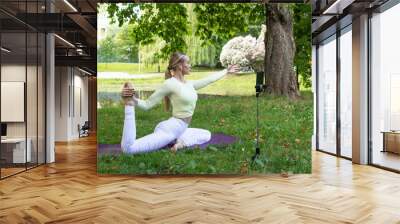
[
  {"x1": 27, "y1": 31, "x2": 38, "y2": 169},
  {"x1": 318, "y1": 35, "x2": 337, "y2": 154},
  {"x1": 1, "y1": 30, "x2": 27, "y2": 177},
  {"x1": 38, "y1": 32, "x2": 45, "y2": 165},
  {"x1": 371, "y1": 3, "x2": 400, "y2": 171},
  {"x1": 0, "y1": 0, "x2": 46, "y2": 178},
  {"x1": 26, "y1": 0, "x2": 40, "y2": 169},
  {"x1": 340, "y1": 27, "x2": 352, "y2": 158}
]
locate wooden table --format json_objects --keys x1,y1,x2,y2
[
  {"x1": 381, "y1": 131, "x2": 400, "y2": 154},
  {"x1": 1, "y1": 138, "x2": 31, "y2": 164}
]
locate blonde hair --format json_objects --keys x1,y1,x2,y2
[{"x1": 164, "y1": 52, "x2": 188, "y2": 111}]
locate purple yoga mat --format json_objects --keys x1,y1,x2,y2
[{"x1": 98, "y1": 133, "x2": 238, "y2": 155}]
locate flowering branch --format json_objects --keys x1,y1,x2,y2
[{"x1": 219, "y1": 25, "x2": 266, "y2": 73}]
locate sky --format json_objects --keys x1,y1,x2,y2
[{"x1": 97, "y1": 4, "x2": 110, "y2": 33}]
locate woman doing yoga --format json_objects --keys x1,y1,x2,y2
[{"x1": 121, "y1": 52, "x2": 239, "y2": 154}]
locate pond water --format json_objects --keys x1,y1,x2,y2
[{"x1": 98, "y1": 72, "x2": 163, "y2": 79}]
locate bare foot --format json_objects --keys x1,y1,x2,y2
[
  {"x1": 121, "y1": 82, "x2": 136, "y2": 106},
  {"x1": 170, "y1": 140, "x2": 185, "y2": 153}
]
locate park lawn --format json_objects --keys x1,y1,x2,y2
[
  {"x1": 98, "y1": 63, "x2": 218, "y2": 74},
  {"x1": 98, "y1": 70, "x2": 257, "y2": 96},
  {"x1": 97, "y1": 91, "x2": 313, "y2": 175},
  {"x1": 98, "y1": 63, "x2": 166, "y2": 74}
]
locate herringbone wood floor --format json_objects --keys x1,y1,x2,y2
[{"x1": 1, "y1": 135, "x2": 400, "y2": 224}]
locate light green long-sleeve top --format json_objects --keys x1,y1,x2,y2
[{"x1": 134, "y1": 69, "x2": 228, "y2": 118}]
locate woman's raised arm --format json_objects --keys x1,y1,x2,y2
[
  {"x1": 190, "y1": 69, "x2": 228, "y2": 90},
  {"x1": 134, "y1": 80, "x2": 173, "y2": 111}
]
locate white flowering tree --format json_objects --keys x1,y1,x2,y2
[
  {"x1": 249, "y1": 24, "x2": 266, "y2": 72},
  {"x1": 220, "y1": 25, "x2": 265, "y2": 72},
  {"x1": 219, "y1": 35, "x2": 255, "y2": 69}
]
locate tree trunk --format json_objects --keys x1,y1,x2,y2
[{"x1": 264, "y1": 4, "x2": 300, "y2": 99}]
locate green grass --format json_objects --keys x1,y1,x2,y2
[
  {"x1": 97, "y1": 92, "x2": 313, "y2": 175},
  {"x1": 98, "y1": 63, "x2": 218, "y2": 74},
  {"x1": 97, "y1": 68, "x2": 313, "y2": 174}
]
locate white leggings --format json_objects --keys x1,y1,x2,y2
[{"x1": 121, "y1": 106, "x2": 211, "y2": 154}]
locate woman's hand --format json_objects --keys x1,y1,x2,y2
[
  {"x1": 121, "y1": 82, "x2": 136, "y2": 106},
  {"x1": 227, "y1": 64, "x2": 240, "y2": 74},
  {"x1": 121, "y1": 82, "x2": 136, "y2": 97}
]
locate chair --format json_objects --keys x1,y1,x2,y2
[{"x1": 78, "y1": 121, "x2": 90, "y2": 138}]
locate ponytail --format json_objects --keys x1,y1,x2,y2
[
  {"x1": 164, "y1": 70, "x2": 172, "y2": 112},
  {"x1": 164, "y1": 51, "x2": 188, "y2": 112}
]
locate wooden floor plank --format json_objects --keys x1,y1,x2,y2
[{"x1": 0, "y1": 135, "x2": 399, "y2": 223}]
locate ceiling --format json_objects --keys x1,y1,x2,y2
[
  {"x1": 0, "y1": 0, "x2": 98, "y2": 74},
  {"x1": 311, "y1": 0, "x2": 389, "y2": 43}
]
